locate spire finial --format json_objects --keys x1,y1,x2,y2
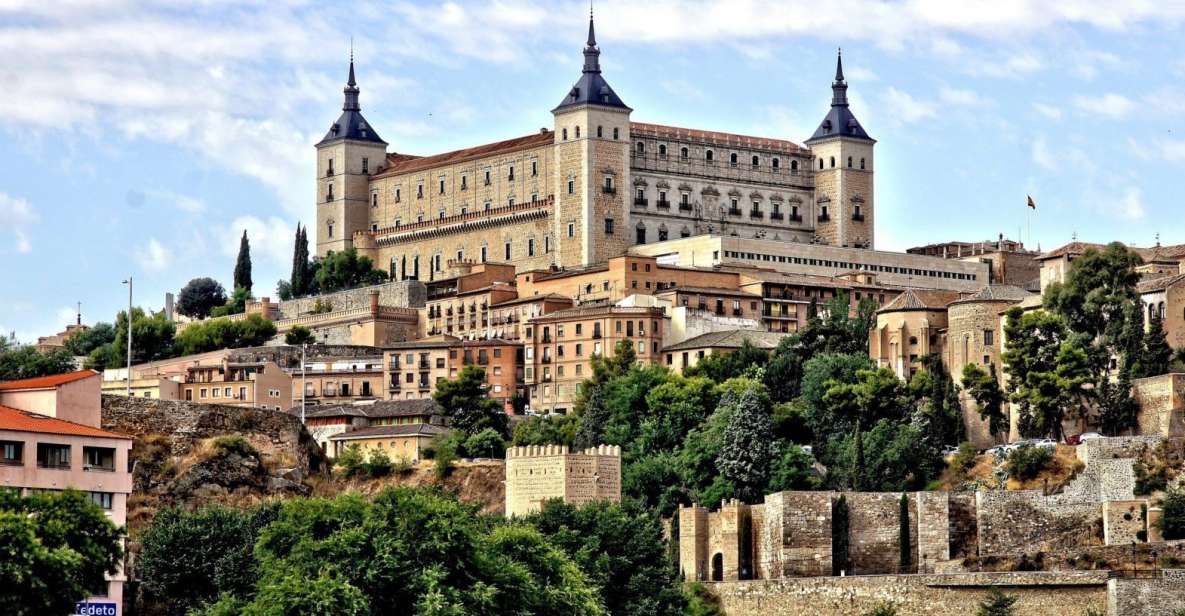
[
  {"x1": 586, "y1": 1, "x2": 597, "y2": 48},
  {"x1": 835, "y1": 47, "x2": 845, "y2": 83},
  {"x1": 347, "y1": 40, "x2": 357, "y2": 88}
]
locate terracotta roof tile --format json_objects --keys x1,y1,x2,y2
[
  {"x1": 878, "y1": 289, "x2": 962, "y2": 312},
  {"x1": 0, "y1": 405, "x2": 130, "y2": 440},
  {"x1": 1138, "y1": 273, "x2": 1185, "y2": 294},
  {"x1": 329, "y1": 423, "x2": 448, "y2": 440},
  {"x1": 372, "y1": 131, "x2": 554, "y2": 178},
  {"x1": 630, "y1": 122, "x2": 806, "y2": 152},
  {"x1": 0, "y1": 369, "x2": 98, "y2": 391},
  {"x1": 664, "y1": 329, "x2": 793, "y2": 352}
]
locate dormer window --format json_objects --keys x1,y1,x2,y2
[
  {"x1": 822, "y1": 119, "x2": 832, "y2": 132},
  {"x1": 331, "y1": 123, "x2": 340, "y2": 136}
]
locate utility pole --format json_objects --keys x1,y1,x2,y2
[
  {"x1": 300, "y1": 343, "x2": 307, "y2": 424},
  {"x1": 121, "y1": 277, "x2": 133, "y2": 397}
]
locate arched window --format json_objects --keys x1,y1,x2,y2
[
  {"x1": 613, "y1": 127, "x2": 619, "y2": 140},
  {"x1": 818, "y1": 158, "x2": 824, "y2": 170},
  {"x1": 658, "y1": 144, "x2": 667, "y2": 157},
  {"x1": 706, "y1": 149, "x2": 714, "y2": 162},
  {"x1": 562, "y1": 128, "x2": 568, "y2": 140},
  {"x1": 847, "y1": 156, "x2": 853, "y2": 168},
  {"x1": 597, "y1": 125, "x2": 603, "y2": 138},
  {"x1": 860, "y1": 158, "x2": 866, "y2": 170},
  {"x1": 730, "y1": 152, "x2": 738, "y2": 166},
  {"x1": 772, "y1": 157, "x2": 780, "y2": 170},
  {"x1": 791, "y1": 160, "x2": 799, "y2": 172},
  {"x1": 636, "y1": 141, "x2": 645, "y2": 153},
  {"x1": 575, "y1": 126, "x2": 581, "y2": 138},
  {"x1": 752, "y1": 155, "x2": 759, "y2": 167},
  {"x1": 635, "y1": 222, "x2": 646, "y2": 245},
  {"x1": 829, "y1": 156, "x2": 836, "y2": 168},
  {"x1": 1160, "y1": 302, "x2": 1167, "y2": 319},
  {"x1": 680, "y1": 146, "x2": 689, "y2": 159}
]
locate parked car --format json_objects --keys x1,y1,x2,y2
[
  {"x1": 1029, "y1": 438, "x2": 1057, "y2": 450},
  {"x1": 941, "y1": 445, "x2": 960, "y2": 457},
  {"x1": 1065, "y1": 434, "x2": 1082, "y2": 446},
  {"x1": 1078, "y1": 432, "x2": 1103, "y2": 442}
]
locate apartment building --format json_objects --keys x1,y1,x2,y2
[
  {"x1": 383, "y1": 335, "x2": 520, "y2": 412},
  {"x1": 515, "y1": 254, "x2": 742, "y2": 305},
  {"x1": 523, "y1": 305, "x2": 665, "y2": 413},
  {"x1": 179, "y1": 359, "x2": 292, "y2": 411},
  {"x1": 292, "y1": 356, "x2": 384, "y2": 407},
  {"x1": 0, "y1": 370, "x2": 132, "y2": 615},
  {"x1": 664, "y1": 329, "x2": 794, "y2": 373},
  {"x1": 299, "y1": 398, "x2": 445, "y2": 454},
  {"x1": 738, "y1": 269, "x2": 902, "y2": 333}
]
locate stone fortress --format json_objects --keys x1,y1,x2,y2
[
  {"x1": 503, "y1": 443, "x2": 621, "y2": 518},
  {"x1": 315, "y1": 12, "x2": 876, "y2": 282}
]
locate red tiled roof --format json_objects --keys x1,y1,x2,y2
[
  {"x1": 0, "y1": 405, "x2": 130, "y2": 440},
  {"x1": 1138, "y1": 273, "x2": 1185, "y2": 294},
  {"x1": 0, "y1": 369, "x2": 98, "y2": 391},
  {"x1": 372, "y1": 131, "x2": 554, "y2": 178},
  {"x1": 630, "y1": 122, "x2": 806, "y2": 152}
]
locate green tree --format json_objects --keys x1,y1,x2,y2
[
  {"x1": 767, "y1": 445, "x2": 817, "y2": 492},
  {"x1": 433, "y1": 365, "x2": 508, "y2": 438},
  {"x1": 976, "y1": 587, "x2": 1017, "y2": 616},
  {"x1": 898, "y1": 493, "x2": 911, "y2": 572},
  {"x1": 111, "y1": 307, "x2": 176, "y2": 364},
  {"x1": 211, "y1": 286, "x2": 253, "y2": 317},
  {"x1": 512, "y1": 413, "x2": 578, "y2": 446},
  {"x1": 314, "y1": 248, "x2": 387, "y2": 293},
  {"x1": 684, "y1": 340, "x2": 769, "y2": 383},
  {"x1": 284, "y1": 325, "x2": 315, "y2": 346},
  {"x1": 716, "y1": 383, "x2": 779, "y2": 502},
  {"x1": 1002, "y1": 308, "x2": 1083, "y2": 440},
  {"x1": 173, "y1": 314, "x2": 277, "y2": 356},
  {"x1": 462, "y1": 427, "x2": 506, "y2": 458},
  {"x1": 234, "y1": 229, "x2": 253, "y2": 293},
  {"x1": 138, "y1": 503, "x2": 278, "y2": 613},
  {"x1": 529, "y1": 499, "x2": 686, "y2": 616},
  {"x1": 1145, "y1": 313, "x2": 1174, "y2": 378},
  {"x1": 196, "y1": 571, "x2": 370, "y2": 616},
  {"x1": 1005, "y1": 444, "x2": 1052, "y2": 481},
  {"x1": 1159, "y1": 489, "x2": 1185, "y2": 540},
  {"x1": 0, "y1": 490, "x2": 124, "y2": 616},
  {"x1": 1044, "y1": 242, "x2": 1142, "y2": 344},
  {"x1": 63, "y1": 322, "x2": 116, "y2": 357},
  {"x1": 0, "y1": 345, "x2": 75, "y2": 381},
  {"x1": 177, "y1": 277, "x2": 228, "y2": 318},
  {"x1": 962, "y1": 363, "x2": 1007, "y2": 439}
]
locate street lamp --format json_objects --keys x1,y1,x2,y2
[
  {"x1": 300, "y1": 343, "x2": 307, "y2": 425},
  {"x1": 121, "y1": 277, "x2": 132, "y2": 397}
]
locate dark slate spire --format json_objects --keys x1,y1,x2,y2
[
  {"x1": 318, "y1": 50, "x2": 386, "y2": 147},
  {"x1": 554, "y1": 7, "x2": 630, "y2": 112},
  {"x1": 805, "y1": 48, "x2": 873, "y2": 144}
]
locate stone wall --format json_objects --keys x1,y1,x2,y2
[
  {"x1": 845, "y1": 492, "x2": 916, "y2": 575},
  {"x1": 916, "y1": 492, "x2": 950, "y2": 572},
  {"x1": 949, "y1": 492, "x2": 979, "y2": 558},
  {"x1": 1079, "y1": 435, "x2": 1165, "y2": 465},
  {"x1": 975, "y1": 490, "x2": 1101, "y2": 557},
  {"x1": 1133, "y1": 374, "x2": 1185, "y2": 438},
  {"x1": 1109, "y1": 570, "x2": 1185, "y2": 616},
  {"x1": 762, "y1": 491, "x2": 833, "y2": 578},
  {"x1": 275, "y1": 280, "x2": 426, "y2": 318},
  {"x1": 503, "y1": 444, "x2": 621, "y2": 518},
  {"x1": 708, "y1": 571, "x2": 1109, "y2": 616},
  {"x1": 100, "y1": 394, "x2": 327, "y2": 474},
  {"x1": 227, "y1": 344, "x2": 381, "y2": 370},
  {"x1": 1103, "y1": 500, "x2": 1148, "y2": 546}
]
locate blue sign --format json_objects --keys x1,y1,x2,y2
[{"x1": 74, "y1": 602, "x2": 117, "y2": 616}]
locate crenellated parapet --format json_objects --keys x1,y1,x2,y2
[{"x1": 504, "y1": 443, "x2": 621, "y2": 517}]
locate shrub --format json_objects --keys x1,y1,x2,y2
[
  {"x1": 428, "y1": 431, "x2": 463, "y2": 480},
  {"x1": 1134, "y1": 459, "x2": 1169, "y2": 495},
  {"x1": 977, "y1": 587, "x2": 1017, "y2": 616},
  {"x1": 361, "y1": 448, "x2": 393, "y2": 478},
  {"x1": 1082, "y1": 606, "x2": 1105, "y2": 616},
  {"x1": 952, "y1": 441, "x2": 979, "y2": 475},
  {"x1": 309, "y1": 298, "x2": 333, "y2": 315},
  {"x1": 284, "y1": 325, "x2": 315, "y2": 345},
  {"x1": 212, "y1": 435, "x2": 256, "y2": 458},
  {"x1": 864, "y1": 603, "x2": 898, "y2": 616},
  {"x1": 1005, "y1": 444, "x2": 1052, "y2": 481},
  {"x1": 464, "y1": 428, "x2": 506, "y2": 459},
  {"x1": 335, "y1": 444, "x2": 365, "y2": 478},
  {"x1": 1159, "y1": 489, "x2": 1185, "y2": 540}
]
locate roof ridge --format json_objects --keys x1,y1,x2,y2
[{"x1": 0, "y1": 369, "x2": 98, "y2": 390}]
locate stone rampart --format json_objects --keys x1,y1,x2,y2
[
  {"x1": 1132, "y1": 373, "x2": 1185, "y2": 437},
  {"x1": 1079, "y1": 435, "x2": 1165, "y2": 465},
  {"x1": 708, "y1": 571, "x2": 1109, "y2": 616},
  {"x1": 275, "y1": 280, "x2": 427, "y2": 318},
  {"x1": 503, "y1": 444, "x2": 621, "y2": 518},
  {"x1": 845, "y1": 492, "x2": 916, "y2": 575},
  {"x1": 1108, "y1": 570, "x2": 1185, "y2": 616},
  {"x1": 975, "y1": 490, "x2": 1101, "y2": 556}
]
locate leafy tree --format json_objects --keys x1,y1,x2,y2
[
  {"x1": 767, "y1": 445, "x2": 817, "y2": 492},
  {"x1": 196, "y1": 571, "x2": 370, "y2": 616},
  {"x1": 1005, "y1": 444, "x2": 1052, "y2": 481},
  {"x1": 0, "y1": 345, "x2": 75, "y2": 381},
  {"x1": 275, "y1": 279, "x2": 293, "y2": 301},
  {"x1": 834, "y1": 419, "x2": 935, "y2": 492},
  {"x1": 111, "y1": 307, "x2": 176, "y2": 364},
  {"x1": 1145, "y1": 313, "x2": 1174, "y2": 378},
  {"x1": 962, "y1": 363, "x2": 1008, "y2": 439},
  {"x1": 716, "y1": 383, "x2": 779, "y2": 503},
  {"x1": 0, "y1": 490, "x2": 124, "y2": 616},
  {"x1": 138, "y1": 503, "x2": 278, "y2": 613},
  {"x1": 512, "y1": 413, "x2": 578, "y2": 446},
  {"x1": 284, "y1": 325, "x2": 315, "y2": 346},
  {"x1": 529, "y1": 499, "x2": 687, "y2": 616},
  {"x1": 1097, "y1": 372, "x2": 1139, "y2": 435},
  {"x1": 177, "y1": 277, "x2": 229, "y2": 318},
  {"x1": 173, "y1": 314, "x2": 277, "y2": 355},
  {"x1": 314, "y1": 248, "x2": 387, "y2": 293},
  {"x1": 976, "y1": 587, "x2": 1017, "y2": 616},
  {"x1": 684, "y1": 340, "x2": 769, "y2": 383},
  {"x1": 573, "y1": 384, "x2": 611, "y2": 450},
  {"x1": 1044, "y1": 242, "x2": 1142, "y2": 344},
  {"x1": 211, "y1": 286, "x2": 253, "y2": 318},
  {"x1": 462, "y1": 427, "x2": 506, "y2": 458},
  {"x1": 1002, "y1": 308, "x2": 1083, "y2": 441},
  {"x1": 433, "y1": 365, "x2": 508, "y2": 438},
  {"x1": 63, "y1": 322, "x2": 116, "y2": 357},
  {"x1": 334, "y1": 444, "x2": 365, "y2": 478},
  {"x1": 234, "y1": 229, "x2": 253, "y2": 293},
  {"x1": 1159, "y1": 489, "x2": 1185, "y2": 540}
]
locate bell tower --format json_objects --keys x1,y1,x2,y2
[
  {"x1": 552, "y1": 9, "x2": 632, "y2": 267},
  {"x1": 805, "y1": 50, "x2": 875, "y2": 249},
  {"x1": 315, "y1": 52, "x2": 388, "y2": 257}
]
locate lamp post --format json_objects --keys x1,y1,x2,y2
[
  {"x1": 300, "y1": 343, "x2": 307, "y2": 424},
  {"x1": 121, "y1": 277, "x2": 133, "y2": 397}
]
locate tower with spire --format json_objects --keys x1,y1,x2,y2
[
  {"x1": 804, "y1": 49, "x2": 876, "y2": 249},
  {"x1": 315, "y1": 50, "x2": 389, "y2": 257},
  {"x1": 551, "y1": 7, "x2": 632, "y2": 266}
]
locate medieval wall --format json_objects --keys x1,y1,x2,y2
[
  {"x1": 503, "y1": 444, "x2": 621, "y2": 517},
  {"x1": 708, "y1": 571, "x2": 1109, "y2": 616},
  {"x1": 974, "y1": 491, "x2": 1101, "y2": 557},
  {"x1": 275, "y1": 280, "x2": 427, "y2": 317},
  {"x1": 1108, "y1": 570, "x2": 1185, "y2": 616},
  {"x1": 762, "y1": 491, "x2": 833, "y2": 578},
  {"x1": 916, "y1": 492, "x2": 951, "y2": 573},
  {"x1": 1103, "y1": 500, "x2": 1148, "y2": 546},
  {"x1": 844, "y1": 492, "x2": 916, "y2": 575},
  {"x1": 1133, "y1": 374, "x2": 1185, "y2": 438}
]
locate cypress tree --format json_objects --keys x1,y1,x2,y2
[
  {"x1": 1145, "y1": 313, "x2": 1174, "y2": 378},
  {"x1": 831, "y1": 495, "x2": 850, "y2": 576},
  {"x1": 898, "y1": 493, "x2": 911, "y2": 572},
  {"x1": 233, "y1": 230, "x2": 253, "y2": 293},
  {"x1": 852, "y1": 426, "x2": 866, "y2": 491},
  {"x1": 290, "y1": 224, "x2": 307, "y2": 297}
]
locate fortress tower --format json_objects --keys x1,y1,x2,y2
[
  {"x1": 315, "y1": 54, "x2": 389, "y2": 257},
  {"x1": 552, "y1": 11, "x2": 632, "y2": 267},
  {"x1": 805, "y1": 50, "x2": 875, "y2": 249}
]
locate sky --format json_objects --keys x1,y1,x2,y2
[{"x1": 3, "y1": 0, "x2": 1185, "y2": 342}]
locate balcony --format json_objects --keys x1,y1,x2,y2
[
  {"x1": 749, "y1": 210, "x2": 763, "y2": 219},
  {"x1": 541, "y1": 356, "x2": 552, "y2": 364},
  {"x1": 852, "y1": 213, "x2": 865, "y2": 222},
  {"x1": 418, "y1": 381, "x2": 431, "y2": 391},
  {"x1": 602, "y1": 186, "x2": 616, "y2": 195},
  {"x1": 788, "y1": 214, "x2": 803, "y2": 223},
  {"x1": 633, "y1": 198, "x2": 648, "y2": 207},
  {"x1": 656, "y1": 200, "x2": 671, "y2": 210},
  {"x1": 678, "y1": 202, "x2": 692, "y2": 212},
  {"x1": 591, "y1": 332, "x2": 602, "y2": 339},
  {"x1": 770, "y1": 212, "x2": 784, "y2": 221},
  {"x1": 388, "y1": 380, "x2": 401, "y2": 391},
  {"x1": 732, "y1": 309, "x2": 743, "y2": 316},
  {"x1": 418, "y1": 360, "x2": 430, "y2": 369},
  {"x1": 818, "y1": 214, "x2": 831, "y2": 222},
  {"x1": 541, "y1": 334, "x2": 552, "y2": 343},
  {"x1": 728, "y1": 208, "x2": 742, "y2": 216}
]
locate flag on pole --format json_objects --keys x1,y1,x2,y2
[{"x1": 1027, "y1": 195, "x2": 1036, "y2": 210}]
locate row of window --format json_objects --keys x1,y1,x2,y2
[
  {"x1": 526, "y1": 319, "x2": 661, "y2": 342},
  {"x1": 722, "y1": 250, "x2": 978, "y2": 281},
  {"x1": 636, "y1": 142, "x2": 802, "y2": 172},
  {"x1": 560, "y1": 124, "x2": 621, "y2": 141},
  {"x1": 0, "y1": 441, "x2": 117, "y2": 472}
]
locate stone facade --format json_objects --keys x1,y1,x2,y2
[
  {"x1": 1133, "y1": 374, "x2": 1185, "y2": 437},
  {"x1": 503, "y1": 444, "x2": 621, "y2": 517},
  {"x1": 946, "y1": 292, "x2": 1028, "y2": 448},
  {"x1": 974, "y1": 490, "x2": 1101, "y2": 556},
  {"x1": 269, "y1": 280, "x2": 426, "y2": 318},
  {"x1": 1108, "y1": 570, "x2": 1185, "y2": 616},
  {"x1": 1103, "y1": 500, "x2": 1148, "y2": 546},
  {"x1": 707, "y1": 572, "x2": 1110, "y2": 616}
]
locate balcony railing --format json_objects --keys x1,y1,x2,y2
[
  {"x1": 852, "y1": 213, "x2": 865, "y2": 222},
  {"x1": 418, "y1": 381, "x2": 431, "y2": 390},
  {"x1": 728, "y1": 208, "x2": 742, "y2": 216},
  {"x1": 656, "y1": 200, "x2": 671, "y2": 210},
  {"x1": 602, "y1": 186, "x2": 616, "y2": 194},
  {"x1": 788, "y1": 214, "x2": 803, "y2": 223},
  {"x1": 633, "y1": 198, "x2": 648, "y2": 206},
  {"x1": 418, "y1": 360, "x2": 430, "y2": 369},
  {"x1": 84, "y1": 464, "x2": 115, "y2": 473},
  {"x1": 818, "y1": 214, "x2": 831, "y2": 222},
  {"x1": 770, "y1": 212, "x2": 784, "y2": 221},
  {"x1": 678, "y1": 202, "x2": 692, "y2": 211},
  {"x1": 749, "y1": 211, "x2": 763, "y2": 219}
]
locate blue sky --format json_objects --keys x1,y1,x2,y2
[{"x1": 3, "y1": 0, "x2": 1185, "y2": 341}]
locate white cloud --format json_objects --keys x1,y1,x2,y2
[
  {"x1": 964, "y1": 50, "x2": 1044, "y2": 78},
  {"x1": 224, "y1": 216, "x2": 295, "y2": 268},
  {"x1": 1072, "y1": 93, "x2": 1135, "y2": 118},
  {"x1": 939, "y1": 86, "x2": 985, "y2": 106},
  {"x1": 1130, "y1": 138, "x2": 1185, "y2": 163},
  {"x1": 1032, "y1": 103, "x2": 1063, "y2": 120},
  {"x1": 135, "y1": 238, "x2": 172, "y2": 272},
  {"x1": 881, "y1": 87, "x2": 935, "y2": 125},
  {"x1": 1106, "y1": 187, "x2": 1146, "y2": 221},
  {"x1": 0, "y1": 192, "x2": 37, "y2": 253},
  {"x1": 1031, "y1": 137, "x2": 1055, "y2": 170}
]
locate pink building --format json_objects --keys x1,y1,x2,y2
[{"x1": 0, "y1": 370, "x2": 132, "y2": 616}]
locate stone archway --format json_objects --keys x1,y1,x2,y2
[{"x1": 711, "y1": 553, "x2": 723, "y2": 582}]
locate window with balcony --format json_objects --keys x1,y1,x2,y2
[
  {"x1": 84, "y1": 446, "x2": 115, "y2": 472},
  {"x1": 37, "y1": 443, "x2": 70, "y2": 469},
  {"x1": 603, "y1": 176, "x2": 615, "y2": 194},
  {"x1": 634, "y1": 188, "x2": 646, "y2": 206}
]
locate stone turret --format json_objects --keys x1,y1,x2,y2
[{"x1": 504, "y1": 443, "x2": 621, "y2": 517}]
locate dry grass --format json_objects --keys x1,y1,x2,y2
[{"x1": 937, "y1": 444, "x2": 1084, "y2": 492}]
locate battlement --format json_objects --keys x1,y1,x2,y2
[{"x1": 504, "y1": 443, "x2": 622, "y2": 518}]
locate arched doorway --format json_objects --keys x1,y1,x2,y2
[{"x1": 711, "y1": 553, "x2": 723, "y2": 582}]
